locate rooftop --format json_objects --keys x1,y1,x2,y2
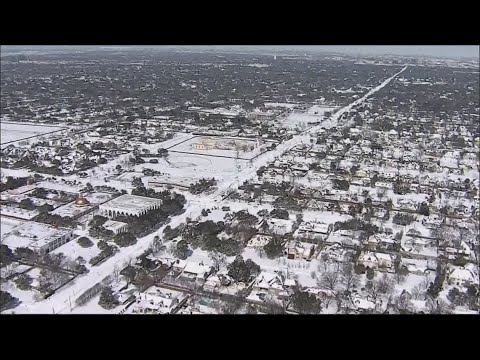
[{"x1": 100, "y1": 194, "x2": 162, "y2": 212}]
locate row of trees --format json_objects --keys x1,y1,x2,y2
[{"x1": 189, "y1": 178, "x2": 217, "y2": 194}]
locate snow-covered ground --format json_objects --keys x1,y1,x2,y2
[
  {"x1": 1, "y1": 122, "x2": 67, "y2": 145},
  {"x1": 282, "y1": 106, "x2": 338, "y2": 129},
  {"x1": 168, "y1": 136, "x2": 267, "y2": 160},
  {"x1": 5, "y1": 65, "x2": 409, "y2": 314}
]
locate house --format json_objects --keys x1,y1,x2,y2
[
  {"x1": 368, "y1": 233, "x2": 396, "y2": 249},
  {"x1": 304, "y1": 287, "x2": 337, "y2": 301},
  {"x1": 131, "y1": 287, "x2": 180, "y2": 314},
  {"x1": 252, "y1": 272, "x2": 286, "y2": 297},
  {"x1": 204, "y1": 275, "x2": 222, "y2": 292},
  {"x1": 263, "y1": 218, "x2": 294, "y2": 235},
  {"x1": 294, "y1": 221, "x2": 330, "y2": 240},
  {"x1": 401, "y1": 258, "x2": 430, "y2": 275},
  {"x1": 171, "y1": 259, "x2": 187, "y2": 275},
  {"x1": 180, "y1": 262, "x2": 211, "y2": 283},
  {"x1": 247, "y1": 234, "x2": 273, "y2": 248},
  {"x1": 284, "y1": 241, "x2": 315, "y2": 260},
  {"x1": 447, "y1": 264, "x2": 479, "y2": 287},
  {"x1": 350, "y1": 294, "x2": 376, "y2": 313},
  {"x1": 357, "y1": 251, "x2": 394, "y2": 271}
]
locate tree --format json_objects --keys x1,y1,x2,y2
[
  {"x1": 14, "y1": 274, "x2": 33, "y2": 290},
  {"x1": 426, "y1": 297, "x2": 451, "y2": 314},
  {"x1": 113, "y1": 232, "x2": 137, "y2": 247},
  {"x1": 319, "y1": 271, "x2": 340, "y2": 292},
  {"x1": 37, "y1": 203, "x2": 54, "y2": 214},
  {"x1": 263, "y1": 237, "x2": 284, "y2": 259},
  {"x1": 157, "y1": 148, "x2": 168, "y2": 157},
  {"x1": 120, "y1": 265, "x2": 137, "y2": 284},
  {"x1": 172, "y1": 240, "x2": 189, "y2": 259},
  {"x1": 89, "y1": 215, "x2": 108, "y2": 228},
  {"x1": 227, "y1": 256, "x2": 261, "y2": 284},
  {"x1": 0, "y1": 244, "x2": 14, "y2": 267},
  {"x1": 291, "y1": 288, "x2": 322, "y2": 314},
  {"x1": 18, "y1": 198, "x2": 36, "y2": 210},
  {"x1": 341, "y1": 263, "x2": 360, "y2": 293},
  {"x1": 394, "y1": 292, "x2": 414, "y2": 314},
  {"x1": 295, "y1": 213, "x2": 304, "y2": 226},
  {"x1": 98, "y1": 287, "x2": 118, "y2": 310},
  {"x1": 418, "y1": 202, "x2": 430, "y2": 216},
  {"x1": 14, "y1": 247, "x2": 36, "y2": 261},
  {"x1": 375, "y1": 274, "x2": 395, "y2": 295},
  {"x1": 366, "y1": 267, "x2": 375, "y2": 280},
  {"x1": 209, "y1": 251, "x2": 227, "y2": 272},
  {"x1": 270, "y1": 208, "x2": 289, "y2": 220},
  {"x1": 77, "y1": 237, "x2": 94, "y2": 248},
  {"x1": 132, "y1": 177, "x2": 144, "y2": 188},
  {"x1": 0, "y1": 291, "x2": 19, "y2": 312}
]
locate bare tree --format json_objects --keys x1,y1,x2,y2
[
  {"x1": 375, "y1": 274, "x2": 395, "y2": 296},
  {"x1": 320, "y1": 253, "x2": 329, "y2": 272},
  {"x1": 425, "y1": 297, "x2": 452, "y2": 314},
  {"x1": 394, "y1": 294, "x2": 414, "y2": 314},
  {"x1": 341, "y1": 263, "x2": 360, "y2": 293},
  {"x1": 411, "y1": 284, "x2": 425, "y2": 300},
  {"x1": 365, "y1": 280, "x2": 380, "y2": 303},
  {"x1": 319, "y1": 271, "x2": 340, "y2": 292},
  {"x1": 209, "y1": 251, "x2": 227, "y2": 272},
  {"x1": 113, "y1": 265, "x2": 120, "y2": 282}
]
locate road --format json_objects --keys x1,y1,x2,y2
[{"x1": 12, "y1": 66, "x2": 407, "y2": 314}]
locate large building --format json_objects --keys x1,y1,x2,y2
[
  {"x1": 98, "y1": 194, "x2": 162, "y2": 218},
  {"x1": 1, "y1": 221, "x2": 74, "y2": 254}
]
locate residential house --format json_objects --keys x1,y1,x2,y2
[
  {"x1": 447, "y1": 264, "x2": 479, "y2": 287},
  {"x1": 357, "y1": 251, "x2": 394, "y2": 272},
  {"x1": 284, "y1": 241, "x2": 315, "y2": 260}
]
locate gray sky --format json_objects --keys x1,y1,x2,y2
[
  {"x1": 300, "y1": 46, "x2": 479, "y2": 59},
  {"x1": 193, "y1": 46, "x2": 479, "y2": 59},
  {"x1": 2, "y1": 45, "x2": 478, "y2": 60}
]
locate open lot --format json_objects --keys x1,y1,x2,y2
[
  {"x1": 168, "y1": 135, "x2": 270, "y2": 160},
  {"x1": 282, "y1": 106, "x2": 338, "y2": 130},
  {"x1": 131, "y1": 152, "x2": 250, "y2": 186},
  {"x1": 1, "y1": 122, "x2": 67, "y2": 146}
]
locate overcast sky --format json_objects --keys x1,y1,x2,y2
[
  {"x1": 191, "y1": 45, "x2": 479, "y2": 59},
  {"x1": 300, "y1": 46, "x2": 479, "y2": 59},
  {"x1": 2, "y1": 45, "x2": 478, "y2": 60}
]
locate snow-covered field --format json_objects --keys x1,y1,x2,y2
[
  {"x1": 168, "y1": 136, "x2": 266, "y2": 159},
  {"x1": 133, "y1": 152, "x2": 249, "y2": 185},
  {"x1": 264, "y1": 102, "x2": 300, "y2": 109},
  {"x1": 282, "y1": 106, "x2": 338, "y2": 129},
  {"x1": 1, "y1": 122, "x2": 67, "y2": 145},
  {"x1": 1, "y1": 216, "x2": 26, "y2": 236}
]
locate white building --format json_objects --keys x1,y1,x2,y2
[
  {"x1": 98, "y1": 194, "x2": 162, "y2": 218},
  {"x1": 103, "y1": 220, "x2": 128, "y2": 235},
  {"x1": 1, "y1": 221, "x2": 74, "y2": 254}
]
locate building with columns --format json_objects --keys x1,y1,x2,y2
[{"x1": 98, "y1": 194, "x2": 162, "y2": 218}]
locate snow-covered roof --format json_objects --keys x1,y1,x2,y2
[
  {"x1": 183, "y1": 262, "x2": 210, "y2": 277},
  {"x1": 103, "y1": 220, "x2": 128, "y2": 233}
]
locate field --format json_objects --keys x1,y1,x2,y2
[
  {"x1": 168, "y1": 135, "x2": 268, "y2": 160},
  {"x1": 131, "y1": 152, "x2": 250, "y2": 186},
  {"x1": 0, "y1": 122, "x2": 67, "y2": 146},
  {"x1": 0, "y1": 216, "x2": 26, "y2": 236},
  {"x1": 282, "y1": 106, "x2": 338, "y2": 130}
]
